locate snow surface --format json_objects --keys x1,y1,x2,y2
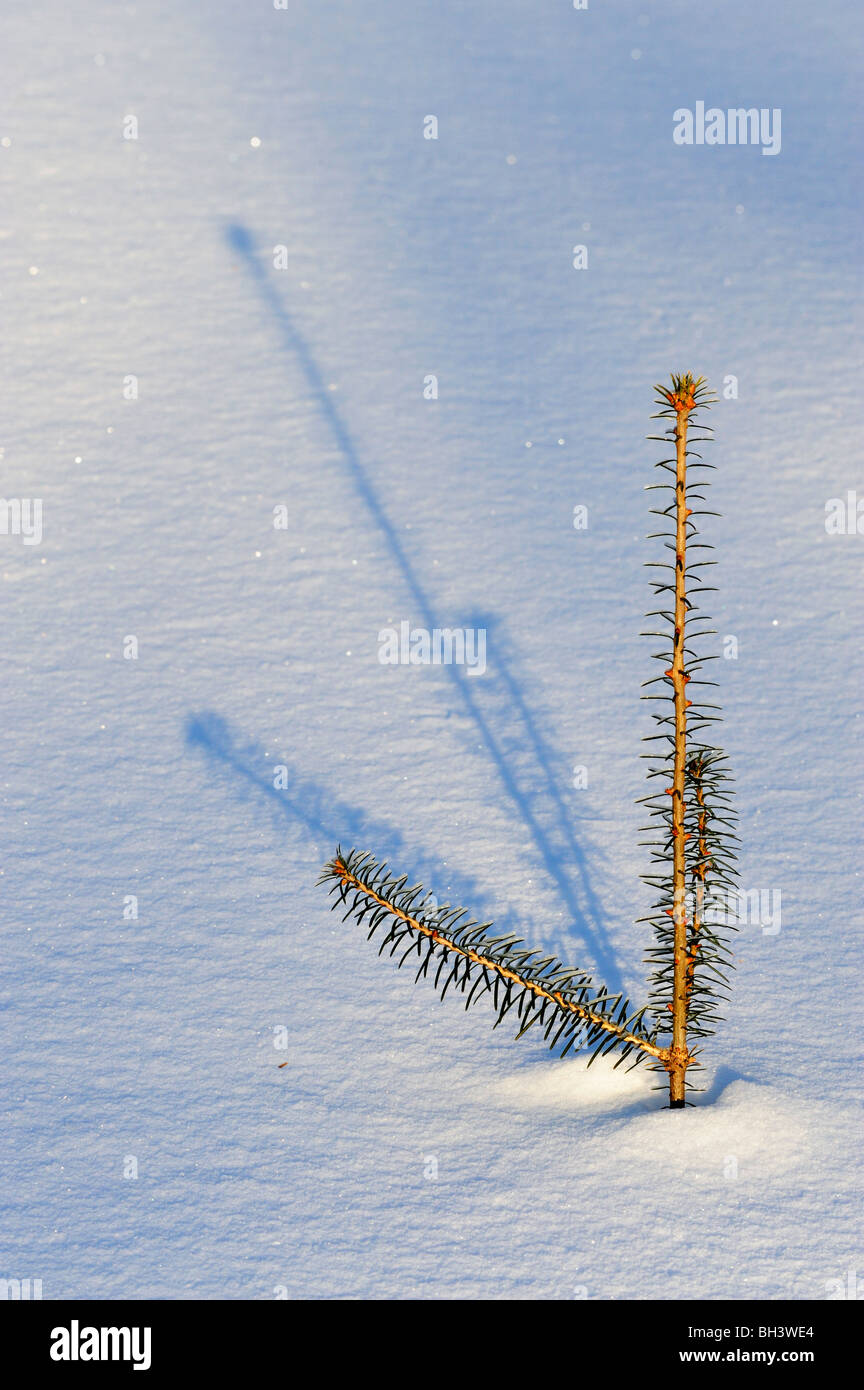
[{"x1": 1, "y1": 0, "x2": 861, "y2": 1299}]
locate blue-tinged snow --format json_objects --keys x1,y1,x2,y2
[{"x1": 0, "y1": 0, "x2": 861, "y2": 1299}]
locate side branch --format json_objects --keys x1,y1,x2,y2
[{"x1": 325, "y1": 852, "x2": 668, "y2": 1063}]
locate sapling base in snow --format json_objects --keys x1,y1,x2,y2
[{"x1": 318, "y1": 376, "x2": 738, "y2": 1108}]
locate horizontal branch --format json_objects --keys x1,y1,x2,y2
[{"x1": 322, "y1": 850, "x2": 668, "y2": 1065}]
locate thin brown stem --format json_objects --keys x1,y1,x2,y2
[{"x1": 668, "y1": 396, "x2": 693, "y2": 1106}]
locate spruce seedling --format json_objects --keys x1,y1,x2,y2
[{"x1": 318, "y1": 375, "x2": 737, "y2": 1108}]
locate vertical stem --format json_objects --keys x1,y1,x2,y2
[{"x1": 669, "y1": 402, "x2": 691, "y2": 1107}]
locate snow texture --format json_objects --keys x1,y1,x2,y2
[{"x1": 1, "y1": 0, "x2": 861, "y2": 1299}]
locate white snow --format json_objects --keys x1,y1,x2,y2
[{"x1": 1, "y1": 0, "x2": 861, "y2": 1299}]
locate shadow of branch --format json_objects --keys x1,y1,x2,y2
[{"x1": 221, "y1": 220, "x2": 624, "y2": 994}]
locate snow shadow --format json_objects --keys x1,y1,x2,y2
[
  {"x1": 185, "y1": 710, "x2": 496, "y2": 928},
  {"x1": 469, "y1": 612, "x2": 610, "y2": 956},
  {"x1": 222, "y1": 222, "x2": 623, "y2": 995}
]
